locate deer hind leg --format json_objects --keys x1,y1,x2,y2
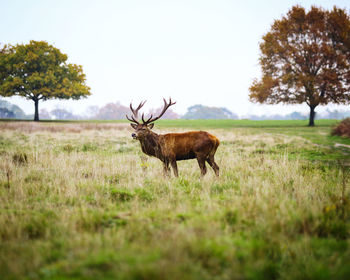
[
  {"x1": 170, "y1": 159, "x2": 179, "y2": 177},
  {"x1": 196, "y1": 157, "x2": 207, "y2": 177},
  {"x1": 163, "y1": 160, "x2": 171, "y2": 177},
  {"x1": 206, "y1": 156, "x2": 219, "y2": 177}
]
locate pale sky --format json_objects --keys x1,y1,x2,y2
[{"x1": 1, "y1": 0, "x2": 349, "y2": 117}]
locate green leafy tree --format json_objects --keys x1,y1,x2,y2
[
  {"x1": 0, "y1": 41, "x2": 90, "y2": 121},
  {"x1": 249, "y1": 6, "x2": 350, "y2": 126}
]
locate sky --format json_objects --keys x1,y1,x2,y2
[{"x1": 1, "y1": 0, "x2": 349, "y2": 117}]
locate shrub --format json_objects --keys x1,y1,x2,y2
[
  {"x1": 135, "y1": 188, "x2": 154, "y2": 202},
  {"x1": 81, "y1": 143, "x2": 98, "y2": 152},
  {"x1": 109, "y1": 188, "x2": 134, "y2": 202},
  {"x1": 78, "y1": 211, "x2": 127, "y2": 232},
  {"x1": 12, "y1": 152, "x2": 28, "y2": 165},
  {"x1": 62, "y1": 144, "x2": 75, "y2": 153},
  {"x1": 331, "y1": 118, "x2": 350, "y2": 138}
]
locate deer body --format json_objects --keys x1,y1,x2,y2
[{"x1": 127, "y1": 98, "x2": 220, "y2": 177}]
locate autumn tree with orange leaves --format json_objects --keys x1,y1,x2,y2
[{"x1": 249, "y1": 6, "x2": 350, "y2": 126}]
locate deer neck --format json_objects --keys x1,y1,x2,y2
[{"x1": 139, "y1": 131, "x2": 163, "y2": 159}]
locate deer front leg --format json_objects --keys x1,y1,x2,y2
[{"x1": 170, "y1": 159, "x2": 178, "y2": 177}]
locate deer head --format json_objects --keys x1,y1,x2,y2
[{"x1": 126, "y1": 98, "x2": 176, "y2": 140}]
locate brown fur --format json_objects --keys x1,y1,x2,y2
[{"x1": 131, "y1": 125, "x2": 220, "y2": 177}]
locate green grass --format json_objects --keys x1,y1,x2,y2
[
  {"x1": 157, "y1": 119, "x2": 338, "y2": 128},
  {"x1": 0, "y1": 120, "x2": 349, "y2": 280}
]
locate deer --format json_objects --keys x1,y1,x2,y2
[{"x1": 126, "y1": 98, "x2": 220, "y2": 177}]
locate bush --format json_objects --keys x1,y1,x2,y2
[
  {"x1": 12, "y1": 152, "x2": 28, "y2": 165},
  {"x1": 331, "y1": 118, "x2": 350, "y2": 138},
  {"x1": 109, "y1": 188, "x2": 134, "y2": 202}
]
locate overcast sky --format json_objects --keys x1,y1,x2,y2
[{"x1": 1, "y1": 0, "x2": 349, "y2": 117}]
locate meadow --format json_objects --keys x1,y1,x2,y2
[{"x1": 0, "y1": 119, "x2": 349, "y2": 280}]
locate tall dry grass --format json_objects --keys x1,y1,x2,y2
[{"x1": 0, "y1": 121, "x2": 128, "y2": 133}]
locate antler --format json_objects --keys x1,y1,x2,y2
[
  {"x1": 126, "y1": 101, "x2": 146, "y2": 124},
  {"x1": 142, "y1": 97, "x2": 176, "y2": 125}
]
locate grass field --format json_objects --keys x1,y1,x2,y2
[{"x1": 0, "y1": 120, "x2": 349, "y2": 280}]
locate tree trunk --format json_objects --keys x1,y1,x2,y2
[
  {"x1": 34, "y1": 99, "x2": 39, "y2": 121},
  {"x1": 308, "y1": 105, "x2": 316, "y2": 127}
]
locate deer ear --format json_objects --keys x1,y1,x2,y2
[
  {"x1": 130, "y1": 123, "x2": 138, "y2": 129},
  {"x1": 147, "y1": 123, "x2": 154, "y2": 129}
]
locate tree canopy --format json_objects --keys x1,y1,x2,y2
[
  {"x1": 249, "y1": 6, "x2": 350, "y2": 126},
  {"x1": 0, "y1": 40, "x2": 90, "y2": 121}
]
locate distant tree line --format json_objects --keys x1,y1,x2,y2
[
  {"x1": 2, "y1": 98, "x2": 350, "y2": 120},
  {"x1": 182, "y1": 105, "x2": 238, "y2": 119}
]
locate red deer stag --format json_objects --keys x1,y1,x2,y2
[{"x1": 126, "y1": 98, "x2": 220, "y2": 177}]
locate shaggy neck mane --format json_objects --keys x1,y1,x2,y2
[{"x1": 139, "y1": 131, "x2": 163, "y2": 160}]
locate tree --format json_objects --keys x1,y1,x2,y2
[
  {"x1": 182, "y1": 104, "x2": 238, "y2": 119},
  {"x1": 84, "y1": 105, "x2": 99, "y2": 119},
  {"x1": 0, "y1": 107, "x2": 15, "y2": 118},
  {"x1": 51, "y1": 108, "x2": 77, "y2": 120},
  {"x1": 39, "y1": 108, "x2": 51, "y2": 120},
  {"x1": 0, "y1": 41, "x2": 90, "y2": 121},
  {"x1": 148, "y1": 107, "x2": 179, "y2": 119},
  {"x1": 0, "y1": 99, "x2": 26, "y2": 118},
  {"x1": 289, "y1": 111, "x2": 307, "y2": 120},
  {"x1": 249, "y1": 6, "x2": 350, "y2": 126},
  {"x1": 95, "y1": 102, "x2": 129, "y2": 120}
]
